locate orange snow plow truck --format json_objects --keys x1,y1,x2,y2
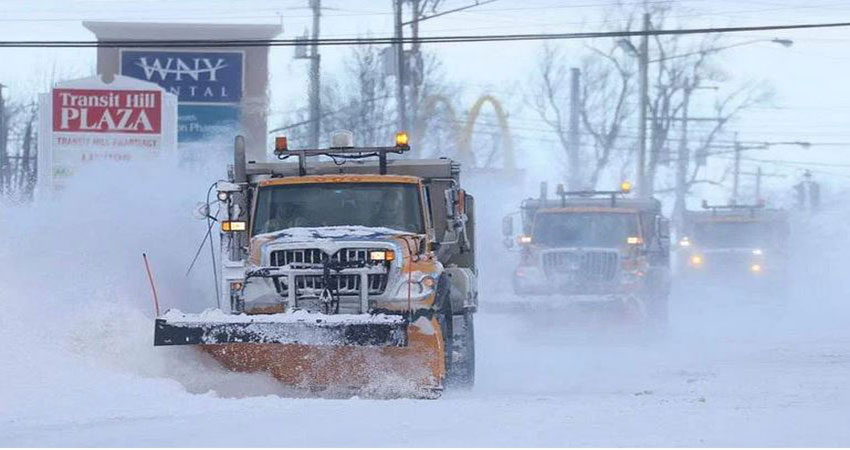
[{"x1": 154, "y1": 132, "x2": 477, "y2": 398}]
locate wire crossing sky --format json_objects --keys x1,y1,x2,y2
[{"x1": 2, "y1": 19, "x2": 850, "y2": 47}]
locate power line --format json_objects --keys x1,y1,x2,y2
[{"x1": 2, "y1": 20, "x2": 850, "y2": 48}]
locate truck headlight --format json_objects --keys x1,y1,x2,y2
[
  {"x1": 420, "y1": 275, "x2": 436, "y2": 289},
  {"x1": 690, "y1": 254, "x2": 704, "y2": 267},
  {"x1": 369, "y1": 250, "x2": 396, "y2": 261}
]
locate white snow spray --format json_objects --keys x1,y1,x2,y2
[{"x1": 0, "y1": 148, "x2": 291, "y2": 413}]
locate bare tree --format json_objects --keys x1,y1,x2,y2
[
  {"x1": 0, "y1": 99, "x2": 38, "y2": 203},
  {"x1": 581, "y1": 45, "x2": 636, "y2": 188},
  {"x1": 280, "y1": 44, "x2": 393, "y2": 149},
  {"x1": 615, "y1": 4, "x2": 772, "y2": 203},
  {"x1": 279, "y1": 44, "x2": 459, "y2": 156},
  {"x1": 530, "y1": 45, "x2": 581, "y2": 188},
  {"x1": 530, "y1": 43, "x2": 635, "y2": 190},
  {"x1": 324, "y1": 45, "x2": 394, "y2": 147},
  {"x1": 666, "y1": 79, "x2": 773, "y2": 221},
  {"x1": 531, "y1": 2, "x2": 772, "y2": 201}
]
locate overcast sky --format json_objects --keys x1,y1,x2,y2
[{"x1": 2, "y1": 0, "x2": 850, "y2": 203}]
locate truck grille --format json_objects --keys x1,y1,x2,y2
[
  {"x1": 542, "y1": 250, "x2": 619, "y2": 282},
  {"x1": 270, "y1": 248, "x2": 377, "y2": 266},
  {"x1": 284, "y1": 274, "x2": 388, "y2": 296},
  {"x1": 269, "y1": 247, "x2": 391, "y2": 313},
  {"x1": 273, "y1": 274, "x2": 388, "y2": 314}
]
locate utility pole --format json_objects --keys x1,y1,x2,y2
[
  {"x1": 400, "y1": 0, "x2": 494, "y2": 150},
  {"x1": 568, "y1": 67, "x2": 581, "y2": 190},
  {"x1": 394, "y1": 0, "x2": 408, "y2": 132},
  {"x1": 732, "y1": 135, "x2": 741, "y2": 203},
  {"x1": 755, "y1": 166, "x2": 762, "y2": 201},
  {"x1": 0, "y1": 83, "x2": 7, "y2": 196},
  {"x1": 674, "y1": 80, "x2": 691, "y2": 226},
  {"x1": 409, "y1": 0, "x2": 421, "y2": 142},
  {"x1": 636, "y1": 12, "x2": 650, "y2": 197},
  {"x1": 307, "y1": 0, "x2": 322, "y2": 149}
]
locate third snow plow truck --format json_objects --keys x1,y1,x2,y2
[
  {"x1": 676, "y1": 201, "x2": 790, "y2": 289},
  {"x1": 500, "y1": 182, "x2": 671, "y2": 326},
  {"x1": 154, "y1": 132, "x2": 477, "y2": 398}
]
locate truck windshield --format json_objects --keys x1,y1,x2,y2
[
  {"x1": 532, "y1": 212, "x2": 639, "y2": 247},
  {"x1": 253, "y1": 182, "x2": 425, "y2": 235},
  {"x1": 693, "y1": 221, "x2": 778, "y2": 248}
]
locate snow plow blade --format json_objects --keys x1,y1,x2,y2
[{"x1": 154, "y1": 312, "x2": 408, "y2": 347}]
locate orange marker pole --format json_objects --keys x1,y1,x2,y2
[{"x1": 142, "y1": 253, "x2": 161, "y2": 317}]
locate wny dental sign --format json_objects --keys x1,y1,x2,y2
[
  {"x1": 52, "y1": 89, "x2": 162, "y2": 134},
  {"x1": 38, "y1": 75, "x2": 177, "y2": 193},
  {"x1": 120, "y1": 50, "x2": 244, "y2": 142},
  {"x1": 120, "y1": 50, "x2": 243, "y2": 103}
]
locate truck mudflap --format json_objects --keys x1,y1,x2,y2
[{"x1": 154, "y1": 310, "x2": 408, "y2": 347}]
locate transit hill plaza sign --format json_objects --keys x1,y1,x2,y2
[
  {"x1": 53, "y1": 89, "x2": 162, "y2": 134},
  {"x1": 38, "y1": 75, "x2": 177, "y2": 191}
]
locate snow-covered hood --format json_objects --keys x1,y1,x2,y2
[
  {"x1": 249, "y1": 226, "x2": 426, "y2": 267},
  {"x1": 255, "y1": 225, "x2": 418, "y2": 245}
]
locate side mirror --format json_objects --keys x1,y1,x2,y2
[
  {"x1": 502, "y1": 216, "x2": 514, "y2": 237},
  {"x1": 445, "y1": 188, "x2": 466, "y2": 220},
  {"x1": 194, "y1": 202, "x2": 211, "y2": 220}
]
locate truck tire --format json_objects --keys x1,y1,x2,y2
[
  {"x1": 449, "y1": 311, "x2": 476, "y2": 388},
  {"x1": 435, "y1": 277, "x2": 453, "y2": 382}
]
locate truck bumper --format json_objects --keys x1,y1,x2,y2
[{"x1": 154, "y1": 312, "x2": 407, "y2": 347}]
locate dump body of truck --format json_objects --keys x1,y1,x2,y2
[{"x1": 154, "y1": 135, "x2": 477, "y2": 397}]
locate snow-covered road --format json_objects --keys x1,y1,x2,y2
[
  {"x1": 2, "y1": 166, "x2": 849, "y2": 446},
  {"x1": 3, "y1": 289, "x2": 850, "y2": 446}
]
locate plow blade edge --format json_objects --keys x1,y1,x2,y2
[{"x1": 154, "y1": 315, "x2": 408, "y2": 347}]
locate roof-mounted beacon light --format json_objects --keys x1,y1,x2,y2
[
  {"x1": 395, "y1": 131, "x2": 410, "y2": 149},
  {"x1": 274, "y1": 136, "x2": 288, "y2": 156},
  {"x1": 556, "y1": 183, "x2": 566, "y2": 207},
  {"x1": 330, "y1": 130, "x2": 355, "y2": 149}
]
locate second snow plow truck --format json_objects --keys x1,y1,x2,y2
[
  {"x1": 154, "y1": 132, "x2": 477, "y2": 398},
  {"x1": 500, "y1": 182, "x2": 671, "y2": 326}
]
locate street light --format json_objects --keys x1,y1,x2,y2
[
  {"x1": 615, "y1": 33, "x2": 793, "y2": 197},
  {"x1": 650, "y1": 38, "x2": 794, "y2": 63}
]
